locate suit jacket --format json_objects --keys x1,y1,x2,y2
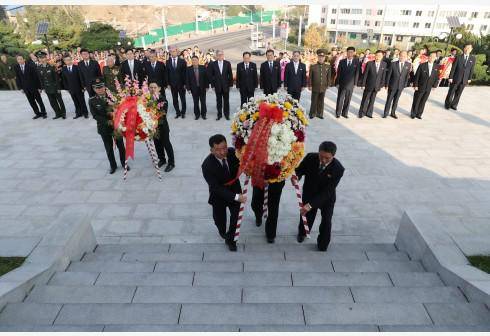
[
  {"x1": 202, "y1": 148, "x2": 242, "y2": 206},
  {"x1": 259, "y1": 60, "x2": 282, "y2": 92},
  {"x1": 361, "y1": 61, "x2": 387, "y2": 91},
  {"x1": 385, "y1": 60, "x2": 411, "y2": 90},
  {"x1": 14, "y1": 62, "x2": 41, "y2": 92},
  {"x1": 120, "y1": 59, "x2": 145, "y2": 85},
  {"x1": 166, "y1": 57, "x2": 187, "y2": 88},
  {"x1": 335, "y1": 58, "x2": 360, "y2": 89},
  {"x1": 61, "y1": 65, "x2": 84, "y2": 93},
  {"x1": 284, "y1": 61, "x2": 307, "y2": 93},
  {"x1": 144, "y1": 60, "x2": 167, "y2": 88},
  {"x1": 449, "y1": 54, "x2": 476, "y2": 85},
  {"x1": 186, "y1": 65, "x2": 209, "y2": 94},
  {"x1": 236, "y1": 61, "x2": 258, "y2": 92},
  {"x1": 207, "y1": 60, "x2": 233, "y2": 93},
  {"x1": 413, "y1": 62, "x2": 440, "y2": 92},
  {"x1": 78, "y1": 59, "x2": 102, "y2": 89},
  {"x1": 295, "y1": 153, "x2": 344, "y2": 209}
]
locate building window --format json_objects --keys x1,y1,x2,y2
[
  {"x1": 377, "y1": 10, "x2": 383, "y2": 15},
  {"x1": 485, "y1": 12, "x2": 490, "y2": 19},
  {"x1": 455, "y1": 11, "x2": 467, "y2": 17},
  {"x1": 321, "y1": 18, "x2": 325, "y2": 23},
  {"x1": 467, "y1": 24, "x2": 474, "y2": 30},
  {"x1": 332, "y1": 8, "x2": 337, "y2": 14},
  {"x1": 366, "y1": 9, "x2": 372, "y2": 15},
  {"x1": 425, "y1": 23, "x2": 431, "y2": 28},
  {"x1": 365, "y1": 20, "x2": 370, "y2": 26},
  {"x1": 375, "y1": 21, "x2": 381, "y2": 26},
  {"x1": 410, "y1": 36, "x2": 416, "y2": 42},
  {"x1": 416, "y1": 10, "x2": 422, "y2": 16},
  {"x1": 428, "y1": 10, "x2": 435, "y2": 17},
  {"x1": 384, "y1": 21, "x2": 396, "y2": 27},
  {"x1": 481, "y1": 25, "x2": 488, "y2": 32},
  {"x1": 339, "y1": 19, "x2": 348, "y2": 25},
  {"x1": 352, "y1": 9, "x2": 362, "y2": 14},
  {"x1": 341, "y1": 8, "x2": 350, "y2": 14},
  {"x1": 352, "y1": 20, "x2": 361, "y2": 25},
  {"x1": 331, "y1": 19, "x2": 336, "y2": 24},
  {"x1": 396, "y1": 35, "x2": 403, "y2": 41},
  {"x1": 471, "y1": 12, "x2": 478, "y2": 18},
  {"x1": 413, "y1": 22, "x2": 420, "y2": 28},
  {"x1": 401, "y1": 10, "x2": 412, "y2": 16},
  {"x1": 349, "y1": 33, "x2": 357, "y2": 39},
  {"x1": 322, "y1": 7, "x2": 326, "y2": 13}
]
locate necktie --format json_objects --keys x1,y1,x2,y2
[
  {"x1": 21, "y1": 65, "x2": 24, "y2": 73},
  {"x1": 399, "y1": 62, "x2": 402, "y2": 73},
  {"x1": 245, "y1": 64, "x2": 248, "y2": 71},
  {"x1": 85, "y1": 61, "x2": 89, "y2": 67},
  {"x1": 152, "y1": 63, "x2": 156, "y2": 70},
  {"x1": 173, "y1": 58, "x2": 176, "y2": 69},
  {"x1": 464, "y1": 55, "x2": 468, "y2": 66},
  {"x1": 347, "y1": 60, "x2": 351, "y2": 67},
  {"x1": 219, "y1": 61, "x2": 223, "y2": 74},
  {"x1": 222, "y1": 159, "x2": 230, "y2": 176},
  {"x1": 69, "y1": 66, "x2": 72, "y2": 73},
  {"x1": 269, "y1": 62, "x2": 272, "y2": 72},
  {"x1": 376, "y1": 62, "x2": 379, "y2": 73},
  {"x1": 194, "y1": 67, "x2": 199, "y2": 85},
  {"x1": 318, "y1": 164, "x2": 325, "y2": 174}
]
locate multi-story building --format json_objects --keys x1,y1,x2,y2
[{"x1": 308, "y1": 3, "x2": 490, "y2": 49}]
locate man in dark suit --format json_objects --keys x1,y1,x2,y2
[
  {"x1": 144, "y1": 50, "x2": 167, "y2": 91},
  {"x1": 62, "y1": 54, "x2": 89, "y2": 119},
  {"x1": 149, "y1": 81, "x2": 175, "y2": 172},
  {"x1": 207, "y1": 50, "x2": 233, "y2": 120},
  {"x1": 186, "y1": 55, "x2": 209, "y2": 120},
  {"x1": 260, "y1": 49, "x2": 282, "y2": 95},
  {"x1": 445, "y1": 44, "x2": 476, "y2": 111},
  {"x1": 14, "y1": 54, "x2": 46, "y2": 119},
  {"x1": 120, "y1": 49, "x2": 145, "y2": 87},
  {"x1": 166, "y1": 46, "x2": 187, "y2": 118},
  {"x1": 284, "y1": 50, "x2": 307, "y2": 101},
  {"x1": 236, "y1": 51, "x2": 258, "y2": 107},
  {"x1": 411, "y1": 51, "x2": 440, "y2": 119},
  {"x1": 296, "y1": 141, "x2": 344, "y2": 251},
  {"x1": 78, "y1": 48, "x2": 101, "y2": 97},
  {"x1": 202, "y1": 134, "x2": 246, "y2": 251},
  {"x1": 335, "y1": 46, "x2": 360, "y2": 118},
  {"x1": 358, "y1": 50, "x2": 387, "y2": 118},
  {"x1": 383, "y1": 50, "x2": 411, "y2": 119}
]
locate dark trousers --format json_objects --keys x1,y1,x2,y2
[
  {"x1": 70, "y1": 90, "x2": 88, "y2": 117},
  {"x1": 100, "y1": 133, "x2": 125, "y2": 169},
  {"x1": 46, "y1": 92, "x2": 66, "y2": 117},
  {"x1": 288, "y1": 90, "x2": 301, "y2": 101},
  {"x1": 411, "y1": 89, "x2": 431, "y2": 118},
  {"x1": 212, "y1": 201, "x2": 240, "y2": 243},
  {"x1": 310, "y1": 91, "x2": 326, "y2": 117},
  {"x1": 240, "y1": 89, "x2": 254, "y2": 107},
  {"x1": 215, "y1": 89, "x2": 230, "y2": 118},
  {"x1": 85, "y1": 86, "x2": 96, "y2": 98},
  {"x1": 251, "y1": 181, "x2": 285, "y2": 240},
  {"x1": 335, "y1": 86, "x2": 353, "y2": 117},
  {"x1": 25, "y1": 90, "x2": 46, "y2": 116},
  {"x1": 263, "y1": 87, "x2": 278, "y2": 96},
  {"x1": 359, "y1": 89, "x2": 378, "y2": 117},
  {"x1": 170, "y1": 86, "x2": 186, "y2": 116},
  {"x1": 192, "y1": 89, "x2": 207, "y2": 118},
  {"x1": 298, "y1": 202, "x2": 335, "y2": 251},
  {"x1": 445, "y1": 82, "x2": 466, "y2": 109},
  {"x1": 384, "y1": 87, "x2": 403, "y2": 116},
  {"x1": 153, "y1": 120, "x2": 175, "y2": 165}
]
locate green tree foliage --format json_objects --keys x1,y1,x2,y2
[
  {"x1": 16, "y1": 5, "x2": 85, "y2": 50},
  {"x1": 80, "y1": 22, "x2": 121, "y2": 51},
  {"x1": 0, "y1": 22, "x2": 28, "y2": 56},
  {"x1": 303, "y1": 24, "x2": 327, "y2": 50}
]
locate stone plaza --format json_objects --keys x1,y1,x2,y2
[{"x1": 0, "y1": 85, "x2": 489, "y2": 331}]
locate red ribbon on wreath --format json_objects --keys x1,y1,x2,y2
[{"x1": 114, "y1": 96, "x2": 138, "y2": 161}]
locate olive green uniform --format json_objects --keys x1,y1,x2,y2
[
  {"x1": 38, "y1": 63, "x2": 66, "y2": 118},
  {"x1": 102, "y1": 65, "x2": 123, "y2": 93},
  {"x1": 0, "y1": 60, "x2": 18, "y2": 90},
  {"x1": 89, "y1": 94, "x2": 126, "y2": 170},
  {"x1": 309, "y1": 62, "x2": 332, "y2": 118}
]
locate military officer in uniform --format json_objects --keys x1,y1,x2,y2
[
  {"x1": 102, "y1": 55, "x2": 123, "y2": 93},
  {"x1": 308, "y1": 49, "x2": 332, "y2": 119},
  {"x1": 37, "y1": 52, "x2": 66, "y2": 119},
  {"x1": 89, "y1": 78, "x2": 128, "y2": 174}
]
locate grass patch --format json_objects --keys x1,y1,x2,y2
[
  {"x1": 0, "y1": 257, "x2": 26, "y2": 277},
  {"x1": 468, "y1": 255, "x2": 490, "y2": 274}
]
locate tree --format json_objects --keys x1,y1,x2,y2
[
  {"x1": 303, "y1": 24, "x2": 326, "y2": 50},
  {"x1": 0, "y1": 22, "x2": 28, "y2": 56},
  {"x1": 16, "y1": 5, "x2": 85, "y2": 50},
  {"x1": 80, "y1": 23, "x2": 121, "y2": 51}
]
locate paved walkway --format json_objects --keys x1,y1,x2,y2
[{"x1": 0, "y1": 86, "x2": 489, "y2": 253}]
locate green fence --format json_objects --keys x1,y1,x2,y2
[{"x1": 134, "y1": 11, "x2": 275, "y2": 47}]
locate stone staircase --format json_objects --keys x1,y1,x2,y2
[{"x1": 0, "y1": 241, "x2": 489, "y2": 331}]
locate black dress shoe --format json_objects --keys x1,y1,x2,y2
[
  {"x1": 33, "y1": 115, "x2": 42, "y2": 120},
  {"x1": 318, "y1": 115, "x2": 324, "y2": 119},
  {"x1": 343, "y1": 115, "x2": 349, "y2": 119},
  {"x1": 219, "y1": 232, "x2": 227, "y2": 240},
  {"x1": 382, "y1": 115, "x2": 387, "y2": 118},
  {"x1": 267, "y1": 238, "x2": 275, "y2": 244},
  {"x1": 297, "y1": 234, "x2": 305, "y2": 243},
  {"x1": 309, "y1": 114, "x2": 315, "y2": 119},
  {"x1": 158, "y1": 159, "x2": 166, "y2": 168},
  {"x1": 225, "y1": 116, "x2": 230, "y2": 120},
  {"x1": 194, "y1": 115, "x2": 200, "y2": 120},
  {"x1": 366, "y1": 115, "x2": 373, "y2": 118},
  {"x1": 73, "y1": 115, "x2": 82, "y2": 119},
  {"x1": 216, "y1": 117, "x2": 222, "y2": 121},
  {"x1": 202, "y1": 115, "x2": 207, "y2": 120},
  {"x1": 62, "y1": 116, "x2": 66, "y2": 119},
  {"x1": 175, "y1": 114, "x2": 181, "y2": 119},
  {"x1": 42, "y1": 115, "x2": 47, "y2": 119},
  {"x1": 164, "y1": 164, "x2": 175, "y2": 172},
  {"x1": 84, "y1": 114, "x2": 89, "y2": 119},
  {"x1": 255, "y1": 217, "x2": 262, "y2": 227},
  {"x1": 335, "y1": 115, "x2": 340, "y2": 118},
  {"x1": 410, "y1": 115, "x2": 415, "y2": 119},
  {"x1": 358, "y1": 115, "x2": 363, "y2": 118},
  {"x1": 226, "y1": 240, "x2": 237, "y2": 252},
  {"x1": 181, "y1": 114, "x2": 186, "y2": 119},
  {"x1": 450, "y1": 106, "x2": 457, "y2": 110},
  {"x1": 391, "y1": 114, "x2": 398, "y2": 119},
  {"x1": 109, "y1": 167, "x2": 117, "y2": 174},
  {"x1": 53, "y1": 116, "x2": 61, "y2": 120},
  {"x1": 416, "y1": 116, "x2": 422, "y2": 119}
]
